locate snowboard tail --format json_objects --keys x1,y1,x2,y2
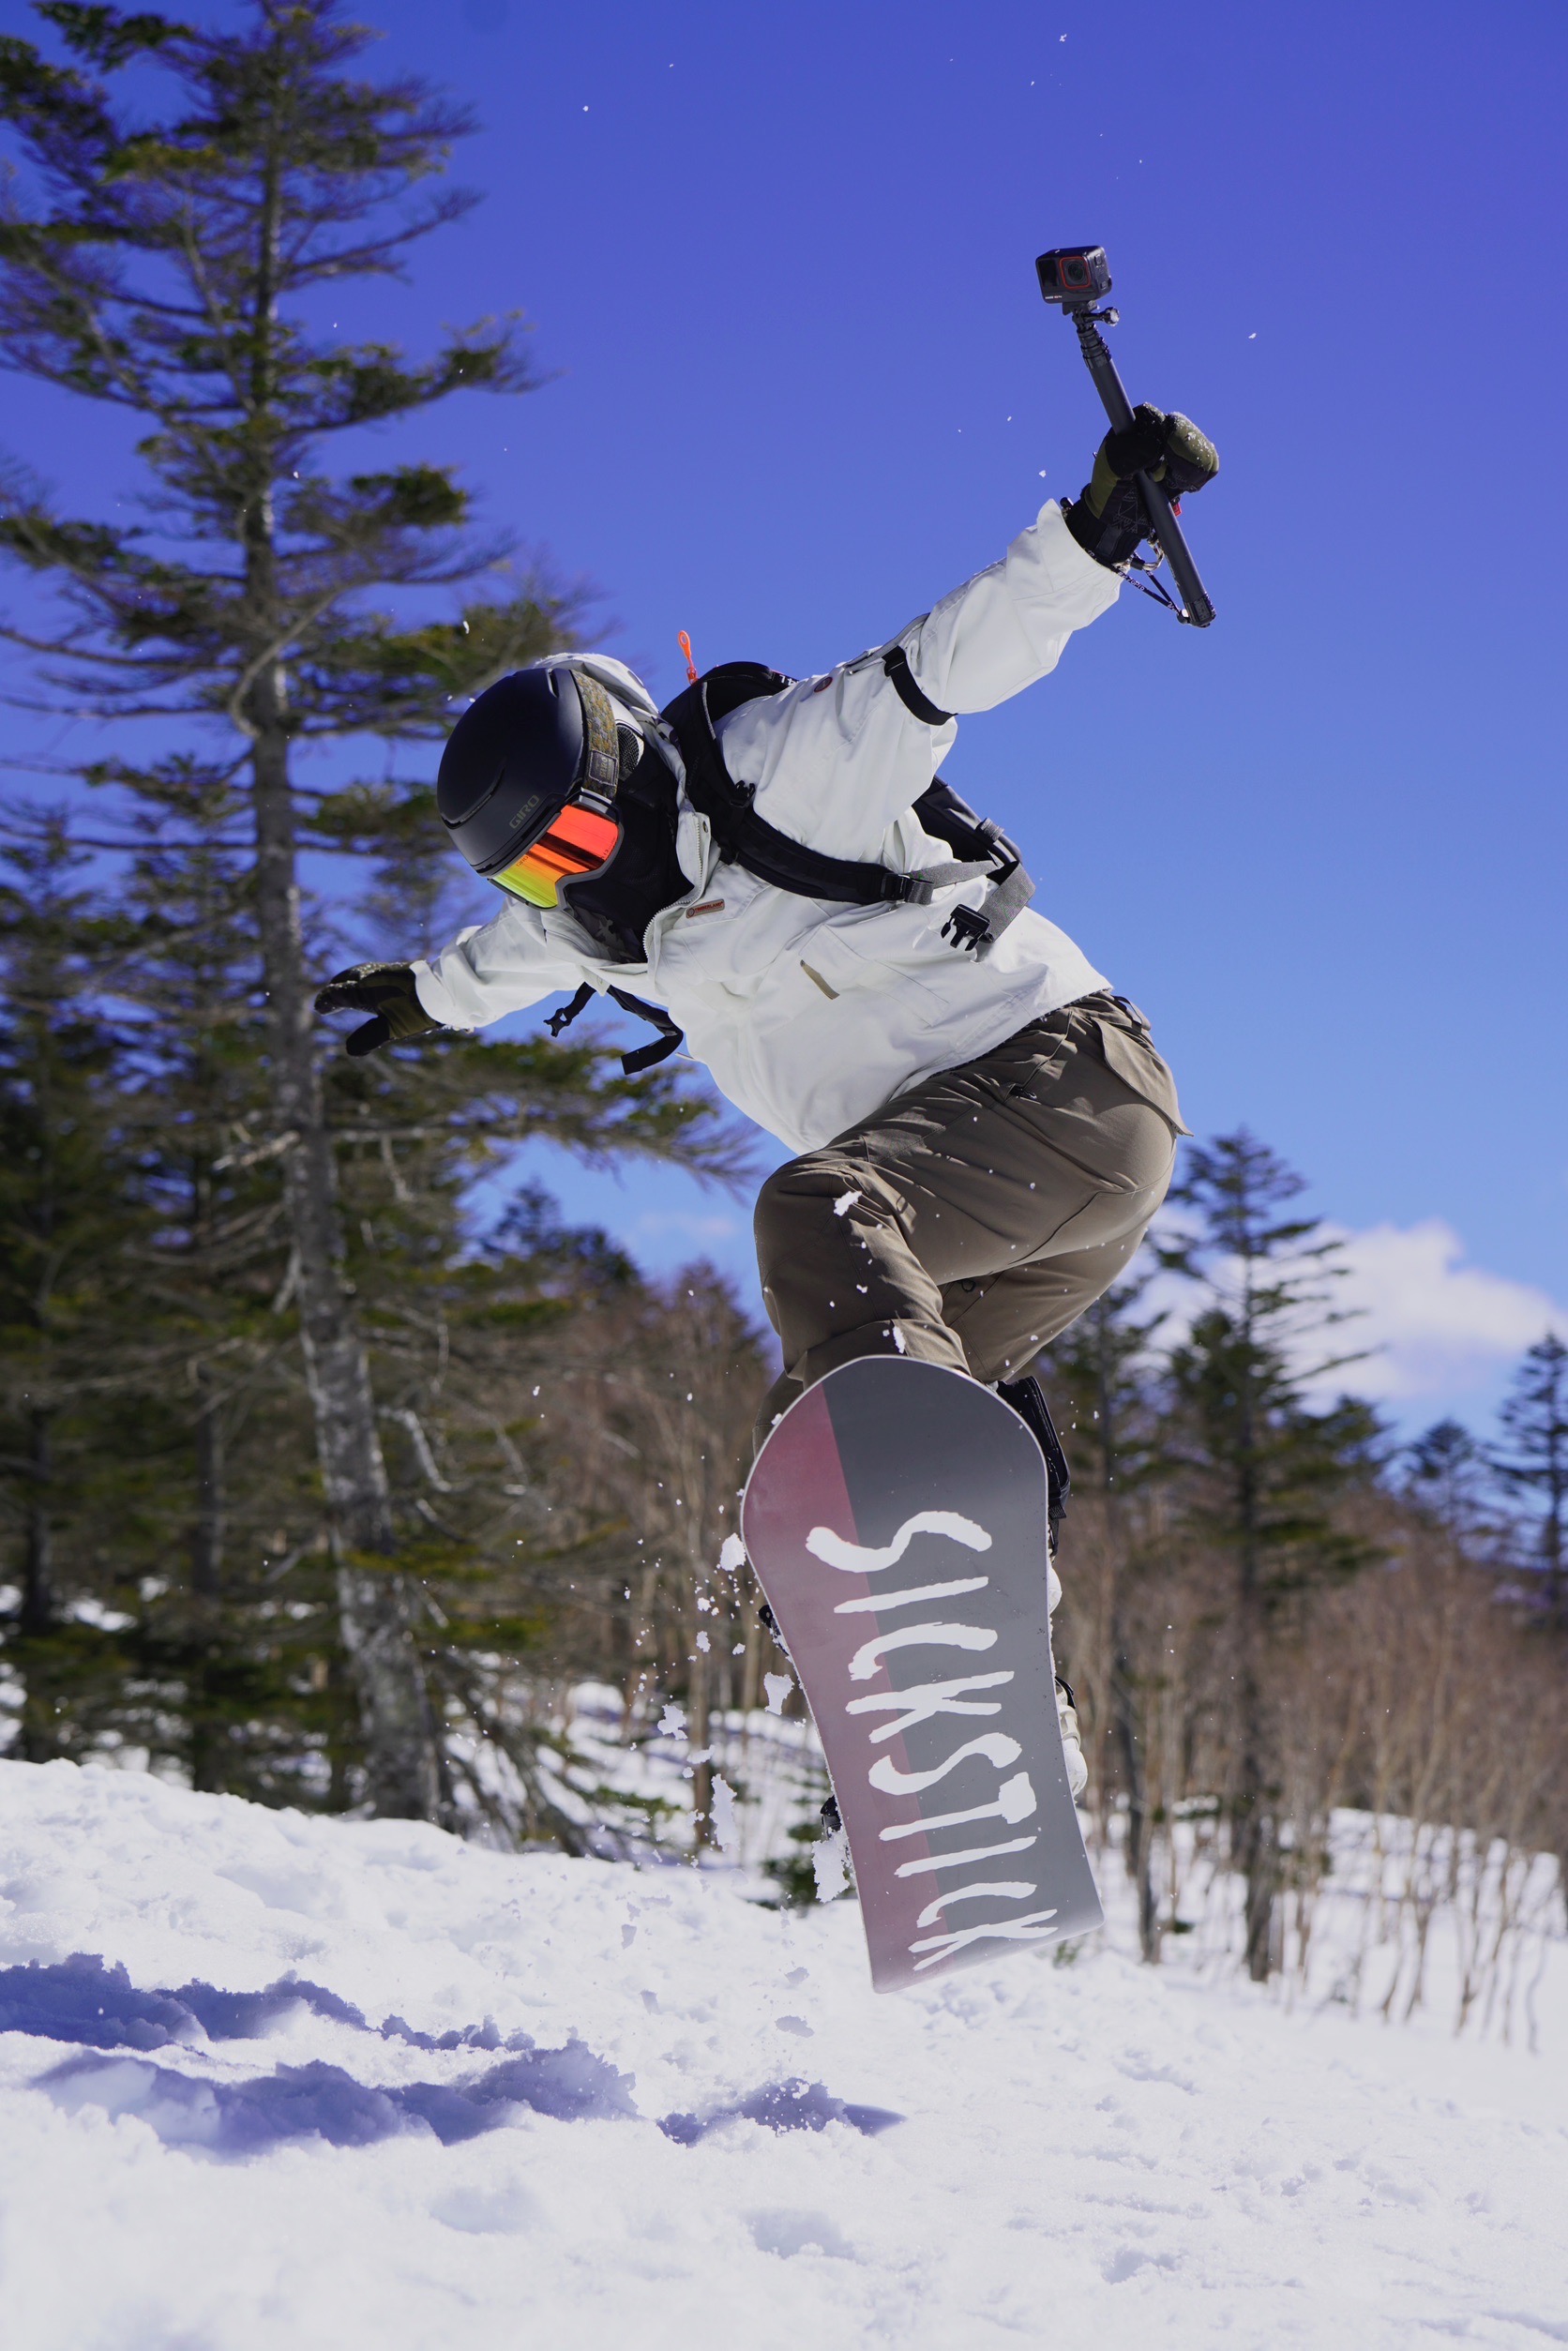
[{"x1": 741, "y1": 1359, "x2": 1102, "y2": 1993}]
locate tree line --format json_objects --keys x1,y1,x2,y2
[
  {"x1": 1040, "y1": 1143, "x2": 1568, "y2": 1992},
  {"x1": 0, "y1": 0, "x2": 771, "y2": 1824}
]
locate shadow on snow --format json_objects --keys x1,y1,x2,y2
[{"x1": 0, "y1": 1954, "x2": 900, "y2": 2155}]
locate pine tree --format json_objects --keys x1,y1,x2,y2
[
  {"x1": 1163, "y1": 1131, "x2": 1380, "y2": 1981},
  {"x1": 1048, "y1": 1274, "x2": 1170, "y2": 1961},
  {"x1": 56, "y1": 756, "x2": 747, "y2": 1811},
  {"x1": 0, "y1": 820, "x2": 154, "y2": 1756},
  {"x1": 0, "y1": 0, "x2": 684, "y2": 1814},
  {"x1": 108, "y1": 762, "x2": 344, "y2": 1797},
  {"x1": 1405, "y1": 1417, "x2": 1494, "y2": 1555},
  {"x1": 1493, "y1": 1335, "x2": 1568, "y2": 1626},
  {"x1": 0, "y1": 781, "x2": 759, "y2": 1810}
]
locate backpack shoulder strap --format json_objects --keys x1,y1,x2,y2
[
  {"x1": 660, "y1": 665, "x2": 1034, "y2": 948},
  {"x1": 662, "y1": 669, "x2": 943, "y2": 912},
  {"x1": 697, "y1": 660, "x2": 796, "y2": 724}
]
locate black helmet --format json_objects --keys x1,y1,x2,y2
[{"x1": 437, "y1": 666, "x2": 622, "y2": 881}]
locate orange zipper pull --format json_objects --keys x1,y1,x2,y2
[{"x1": 678, "y1": 629, "x2": 698, "y2": 685}]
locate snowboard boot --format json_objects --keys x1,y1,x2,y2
[
  {"x1": 1056, "y1": 1675, "x2": 1088, "y2": 1801},
  {"x1": 995, "y1": 1372, "x2": 1071, "y2": 1560}
]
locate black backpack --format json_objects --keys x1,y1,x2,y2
[
  {"x1": 549, "y1": 653, "x2": 1034, "y2": 1075},
  {"x1": 661, "y1": 656, "x2": 1033, "y2": 952}
]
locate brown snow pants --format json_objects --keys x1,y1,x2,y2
[{"x1": 752, "y1": 991, "x2": 1186, "y2": 1451}]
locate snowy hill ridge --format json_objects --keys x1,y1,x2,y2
[{"x1": 2, "y1": 1758, "x2": 1566, "y2": 2350}]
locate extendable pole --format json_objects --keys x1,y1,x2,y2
[{"x1": 1073, "y1": 311, "x2": 1215, "y2": 629}]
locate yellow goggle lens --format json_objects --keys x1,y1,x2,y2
[{"x1": 494, "y1": 804, "x2": 620, "y2": 908}]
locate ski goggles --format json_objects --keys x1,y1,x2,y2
[{"x1": 492, "y1": 800, "x2": 622, "y2": 908}]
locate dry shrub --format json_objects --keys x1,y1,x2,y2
[{"x1": 1056, "y1": 1483, "x2": 1568, "y2": 2029}]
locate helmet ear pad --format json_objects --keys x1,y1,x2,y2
[{"x1": 436, "y1": 668, "x2": 585, "y2": 878}]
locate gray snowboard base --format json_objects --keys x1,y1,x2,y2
[{"x1": 741, "y1": 1358, "x2": 1103, "y2": 1993}]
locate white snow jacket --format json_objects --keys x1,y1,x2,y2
[{"x1": 413, "y1": 500, "x2": 1121, "y2": 1154}]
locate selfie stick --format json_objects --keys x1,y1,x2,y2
[{"x1": 1036, "y1": 246, "x2": 1215, "y2": 629}]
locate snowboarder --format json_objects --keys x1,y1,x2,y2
[{"x1": 317, "y1": 405, "x2": 1217, "y2": 1798}]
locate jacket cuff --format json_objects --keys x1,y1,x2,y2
[
  {"x1": 411, "y1": 959, "x2": 471, "y2": 1030},
  {"x1": 1033, "y1": 498, "x2": 1124, "y2": 605}
]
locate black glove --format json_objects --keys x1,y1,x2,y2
[
  {"x1": 1063, "y1": 403, "x2": 1219, "y2": 569},
  {"x1": 314, "y1": 963, "x2": 443, "y2": 1057}
]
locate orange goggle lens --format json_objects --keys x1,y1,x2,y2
[{"x1": 493, "y1": 803, "x2": 621, "y2": 908}]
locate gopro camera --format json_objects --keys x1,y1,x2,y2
[{"x1": 1035, "y1": 247, "x2": 1112, "y2": 308}]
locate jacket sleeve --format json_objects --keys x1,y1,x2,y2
[
  {"x1": 727, "y1": 501, "x2": 1120, "y2": 862},
  {"x1": 899, "y1": 496, "x2": 1121, "y2": 713},
  {"x1": 411, "y1": 903, "x2": 593, "y2": 1032}
]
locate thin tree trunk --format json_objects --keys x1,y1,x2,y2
[
  {"x1": 1112, "y1": 1634, "x2": 1160, "y2": 1962},
  {"x1": 188, "y1": 1365, "x2": 225, "y2": 1793},
  {"x1": 688, "y1": 1638, "x2": 714, "y2": 1848},
  {"x1": 740, "y1": 1594, "x2": 761, "y2": 1720},
  {"x1": 191, "y1": 1367, "x2": 225, "y2": 1601},
  {"x1": 237, "y1": 107, "x2": 442, "y2": 1823},
  {"x1": 1233, "y1": 1329, "x2": 1276, "y2": 1983},
  {"x1": 1234, "y1": 1586, "x2": 1275, "y2": 1982},
  {"x1": 250, "y1": 713, "x2": 443, "y2": 1820},
  {"x1": 20, "y1": 1406, "x2": 54, "y2": 1637},
  {"x1": 15, "y1": 1409, "x2": 60, "y2": 1764},
  {"x1": 1093, "y1": 1321, "x2": 1159, "y2": 1963}
]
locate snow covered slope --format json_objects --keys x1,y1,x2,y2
[{"x1": 1, "y1": 1757, "x2": 1566, "y2": 2350}]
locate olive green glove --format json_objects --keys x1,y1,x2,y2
[
  {"x1": 314, "y1": 963, "x2": 443, "y2": 1058},
  {"x1": 1063, "y1": 403, "x2": 1219, "y2": 569}
]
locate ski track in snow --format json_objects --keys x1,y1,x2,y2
[{"x1": 1, "y1": 1759, "x2": 1566, "y2": 2349}]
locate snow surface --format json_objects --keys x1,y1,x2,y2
[{"x1": 2, "y1": 1756, "x2": 1567, "y2": 2350}]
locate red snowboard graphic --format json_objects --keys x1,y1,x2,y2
[{"x1": 742, "y1": 1358, "x2": 1103, "y2": 1993}]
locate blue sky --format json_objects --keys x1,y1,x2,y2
[{"x1": 3, "y1": 0, "x2": 1564, "y2": 1432}]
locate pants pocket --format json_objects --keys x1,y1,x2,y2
[
  {"x1": 970, "y1": 1033, "x2": 1069, "y2": 1105},
  {"x1": 1085, "y1": 1012, "x2": 1191, "y2": 1137}
]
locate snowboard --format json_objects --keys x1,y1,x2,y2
[{"x1": 741, "y1": 1357, "x2": 1103, "y2": 1993}]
